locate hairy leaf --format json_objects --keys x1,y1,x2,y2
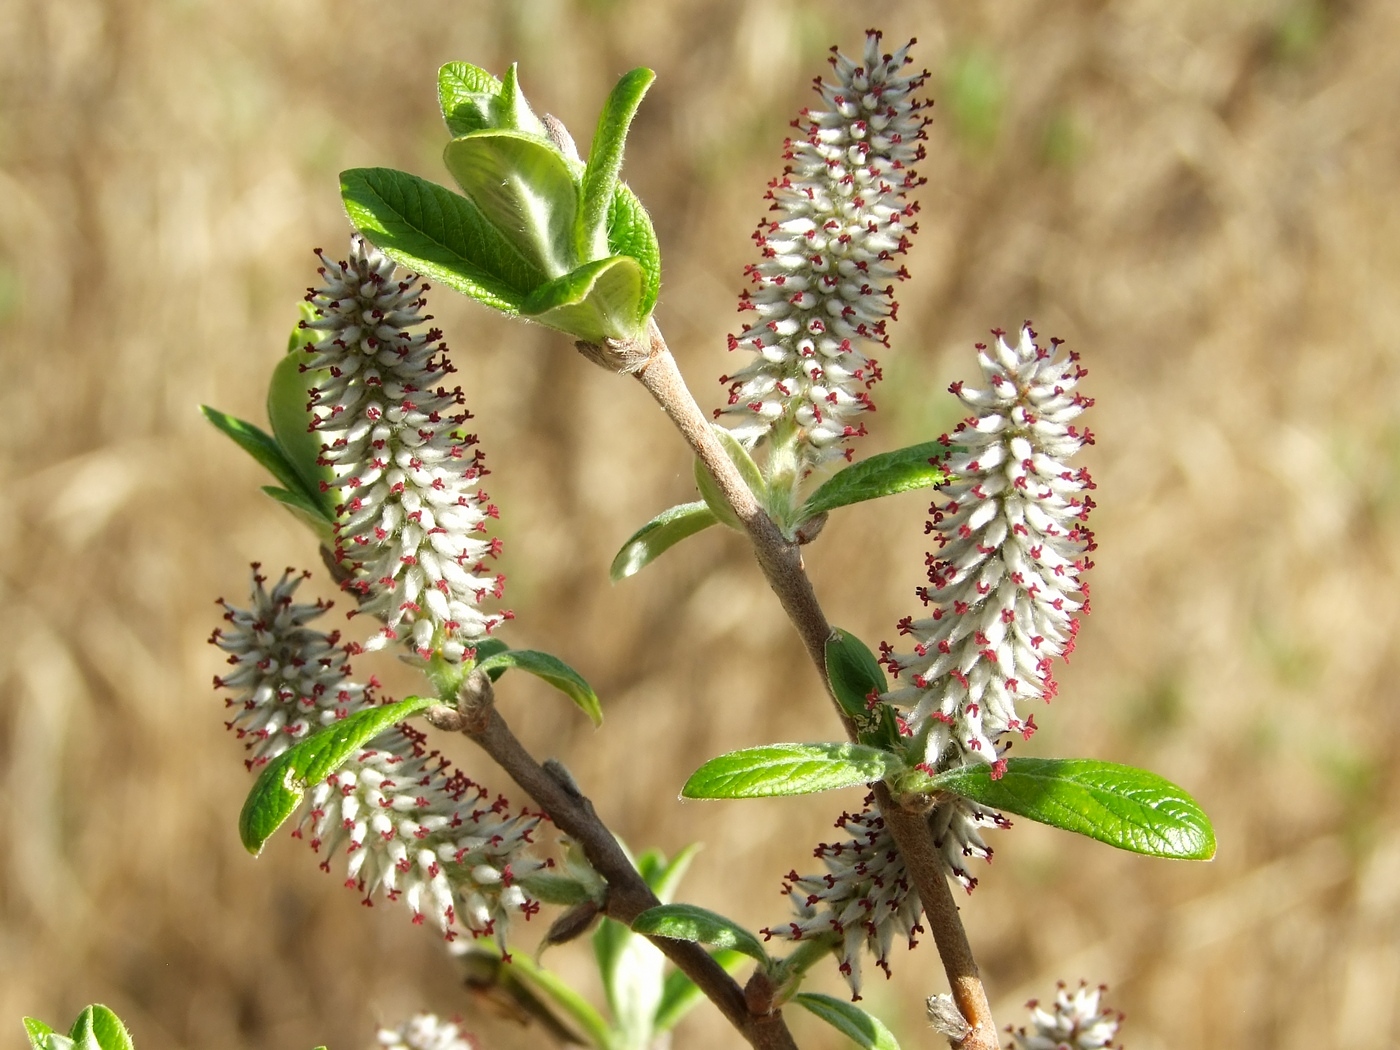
[
  {"x1": 607, "y1": 184, "x2": 661, "y2": 320},
  {"x1": 610, "y1": 501, "x2": 719, "y2": 581},
  {"x1": 475, "y1": 648, "x2": 603, "y2": 727},
  {"x1": 793, "y1": 993, "x2": 902, "y2": 1050},
  {"x1": 68, "y1": 1006, "x2": 134, "y2": 1050},
  {"x1": 800, "y1": 441, "x2": 948, "y2": 519},
  {"x1": 681, "y1": 743, "x2": 899, "y2": 799},
  {"x1": 631, "y1": 904, "x2": 770, "y2": 963},
  {"x1": 341, "y1": 167, "x2": 539, "y2": 313},
  {"x1": 442, "y1": 130, "x2": 579, "y2": 278},
  {"x1": 694, "y1": 426, "x2": 767, "y2": 530},
  {"x1": 239, "y1": 695, "x2": 435, "y2": 854},
  {"x1": 438, "y1": 62, "x2": 504, "y2": 136},
  {"x1": 520, "y1": 254, "x2": 648, "y2": 342},
  {"x1": 928, "y1": 757, "x2": 1216, "y2": 860},
  {"x1": 577, "y1": 68, "x2": 655, "y2": 260}
]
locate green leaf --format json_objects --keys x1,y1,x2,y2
[
  {"x1": 927, "y1": 758, "x2": 1217, "y2": 860},
  {"x1": 438, "y1": 62, "x2": 504, "y2": 136},
  {"x1": 265, "y1": 352, "x2": 335, "y2": 519},
  {"x1": 495, "y1": 63, "x2": 548, "y2": 137},
  {"x1": 681, "y1": 743, "x2": 899, "y2": 800},
  {"x1": 23, "y1": 1018, "x2": 66, "y2": 1050},
  {"x1": 607, "y1": 184, "x2": 661, "y2": 321},
  {"x1": 520, "y1": 254, "x2": 648, "y2": 342},
  {"x1": 68, "y1": 1007, "x2": 134, "y2": 1050},
  {"x1": 201, "y1": 406, "x2": 305, "y2": 497},
  {"x1": 466, "y1": 636, "x2": 511, "y2": 680},
  {"x1": 653, "y1": 949, "x2": 748, "y2": 1034},
  {"x1": 341, "y1": 167, "x2": 539, "y2": 313},
  {"x1": 694, "y1": 426, "x2": 767, "y2": 530},
  {"x1": 239, "y1": 694, "x2": 435, "y2": 854},
  {"x1": 793, "y1": 993, "x2": 901, "y2": 1050},
  {"x1": 475, "y1": 649, "x2": 602, "y2": 727},
  {"x1": 825, "y1": 629, "x2": 888, "y2": 733},
  {"x1": 646, "y1": 841, "x2": 701, "y2": 904},
  {"x1": 577, "y1": 68, "x2": 655, "y2": 260},
  {"x1": 610, "y1": 501, "x2": 719, "y2": 582},
  {"x1": 442, "y1": 130, "x2": 579, "y2": 278},
  {"x1": 800, "y1": 441, "x2": 948, "y2": 520},
  {"x1": 631, "y1": 904, "x2": 770, "y2": 963}
]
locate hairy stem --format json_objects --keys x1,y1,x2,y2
[
  {"x1": 431, "y1": 700, "x2": 799, "y2": 1050},
  {"x1": 624, "y1": 324, "x2": 1000, "y2": 1048}
]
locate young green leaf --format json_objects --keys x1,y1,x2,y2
[
  {"x1": 646, "y1": 841, "x2": 701, "y2": 905},
  {"x1": 799, "y1": 441, "x2": 948, "y2": 520},
  {"x1": 520, "y1": 254, "x2": 649, "y2": 342},
  {"x1": 442, "y1": 130, "x2": 579, "y2": 278},
  {"x1": 265, "y1": 352, "x2": 334, "y2": 519},
  {"x1": 681, "y1": 743, "x2": 899, "y2": 800},
  {"x1": 610, "y1": 501, "x2": 719, "y2": 581},
  {"x1": 824, "y1": 630, "x2": 901, "y2": 749},
  {"x1": 792, "y1": 993, "x2": 902, "y2": 1050},
  {"x1": 577, "y1": 68, "x2": 655, "y2": 260},
  {"x1": 475, "y1": 648, "x2": 603, "y2": 727},
  {"x1": 825, "y1": 629, "x2": 889, "y2": 731},
  {"x1": 68, "y1": 1006, "x2": 134, "y2": 1050},
  {"x1": 927, "y1": 757, "x2": 1217, "y2": 860},
  {"x1": 494, "y1": 63, "x2": 548, "y2": 138},
  {"x1": 201, "y1": 406, "x2": 306, "y2": 497},
  {"x1": 631, "y1": 904, "x2": 770, "y2": 963},
  {"x1": 501, "y1": 952, "x2": 612, "y2": 1050},
  {"x1": 694, "y1": 426, "x2": 767, "y2": 530},
  {"x1": 607, "y1": 184, "x2": 661, "y2": 320},
  {"x1": 438, "y1": 62, "x2": 504, "y2": 136},
  {"x1": 22, "y1": 1018, "x2": 66, "y2": 1050},
  {"x1": 239, "y1": 694, "x2": 436, "y2": 854},
  {"x1": 466, "y1": 636, "x2": 511, "y2": 680},
  {"x1": 653, "y1": 948, "x2": 748, "y2": 1033},
  {"x1": 340, "y1": 167, "x2": 539, "y2": 313}
]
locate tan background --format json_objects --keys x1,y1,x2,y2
[{"x1": 2, "y1": 0, "x2": 1398, "y2": 1047}]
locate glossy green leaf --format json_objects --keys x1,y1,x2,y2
[
  {"x1": 631, "y1": 904, "x2": 770, "y2": 963},
  {"x1": 266, "y1": 351, "x2": 334, "y2": 519},
  {"x1": 681, "y1": 743, "x2": 899, "y2": 800},
  {"x1": 239, "y1": 695, "x2": 435, "y2": 854},
  {"x1": 201, "y1": 406, "x2": 306, "y2": 496},
  {"x1": 825, "y1": 629, "x2": 888, "y2": 731},
  {"x1": 475, "y1": 648, "x2": 602, "y2": 727},
  {"x1": 610, "y1": 501, "x2": 718, "y2": 581},
  {"x1": 800, "y1": 441, "x2": 948, "y2": 520},
  {"x1": 68, "y1": 1006, "x2": 134, "y2": 1050},
  {"x1": 793, "y1": 993, "x2": 901, "y2": 1050},
  {"x1": 341, "y1": 167, "x2": 539, "y2": 313},
  {"x1": 442, "y1": 130, "x2": 579, "y2": 278},
  {"x1": 577, "y1": 68, "x2": 654, "y2": 260},
  {"x1": 520, "y1": 254, "x2": 648, "y2": 342},
  {"x1": 608, "y1": 183, "x2": 661, "y2": 320},
  {"x1": 694, "y1": 426, "x2": 767, "y2": 530},
  {"x1": 927, "y1": 758, "x2": 1217, "y2": 860},
  {"x1": 653, "y1": 948, "x2": 748, "y2": 1033},
  {"x1": 438, "y1": 62, "x2": 503, "y2": 136}
]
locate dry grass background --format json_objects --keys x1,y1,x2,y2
[{"x1": 2, "y1": 0, "x2": 1398, "y2": 1047}]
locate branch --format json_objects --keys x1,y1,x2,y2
[
  {"x1": 622, "y1": 324, "x2": 1001, "y2": 1049},
  {"x1": 430, "y1": 695, "x2": 799, "y2": 1050}
]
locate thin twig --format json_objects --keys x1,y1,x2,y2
[
  {"x1": 627, "y1": 325, "x2": 1001, "y2": 1049},
  {"x1": 437, "y1": 700, "x2": 800, "y2": 1050}
]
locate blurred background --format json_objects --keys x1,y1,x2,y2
[{"x1": 2, "y1": 0, "x2": 1398, "y2": 1047}]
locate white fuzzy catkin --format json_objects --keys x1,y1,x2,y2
[
  {"x1": 376, "y1": 1013, "x2": 477, "y2": 1050},
  {"x1": 1007, "y1": 982, "x2": 1122, "y2": 1050},
  {"x1": 213, "y1": 566, "x2": 548, "y2": 948},
  {"x1": 716, "y1": 31, "x2": 929, "y2": 473},
  {"x1": 302, "y1": 237, "x2": 508, "y2": 660},
  {"x1": 881, "y1": 325, "x2": 1095, "y2": 772}
]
